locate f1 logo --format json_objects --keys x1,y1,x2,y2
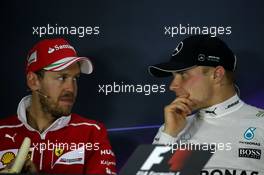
[{"x1": 140, "y1": 146, "x2": 171, "y2": 170}]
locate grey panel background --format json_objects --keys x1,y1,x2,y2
[{"x1": 1, "y1": 0, "x2": 264, "y2": 171}]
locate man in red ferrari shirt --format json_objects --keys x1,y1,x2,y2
[{"x1": 0, "y1": 38, "x2": 116, "y2": 174}]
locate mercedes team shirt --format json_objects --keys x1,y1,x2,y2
[{"x1": 154, "y1": 94, "x2": 264, "y2": 174}]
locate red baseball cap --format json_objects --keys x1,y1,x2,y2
[{"x1": 26, "y1": 38, "x2": 93, "y2": 74}]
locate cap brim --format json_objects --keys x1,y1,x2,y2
[
  {"x1": 148, "y1": 61, "x2": 196, "y2": 77},
  {"x1": 77, "y1": 57, "x2": 93, "y2": 74},
  {"x1": 44, "y1": 57, "x2": 93, "y2": 74}
]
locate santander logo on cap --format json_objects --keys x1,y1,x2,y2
[
  {"x1": 48, "y1": 47, "x2": 55, "y2": 54},
  {"x1": 48, "y1": 44, "x2": 76, "y2": 54}
]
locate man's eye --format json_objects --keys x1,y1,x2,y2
[
  {"x1": 73, "y1": 77, "x2": 78, "y2": 81},
  {"x1": 178, "y1": 71, "x2": 186, "y2": 75},
  {"x1": 57, "y1": 76, "x2": 66, "y2": 81},
  {"x1": 180, "y1": 72, "x2": 188, "y2": 78},
  {"x1": 73, "y1": 75, "x2": 80, "y2": 81}
]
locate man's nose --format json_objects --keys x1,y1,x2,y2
[
  {"x1": 169, "y1": 75, "x2": 182, "y2": 92},
  {"x1": 64, "y1": 79, "x2": 77, "y2": 92}
]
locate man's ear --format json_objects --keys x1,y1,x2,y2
[
  {"x1": 26, "y1": 72, "x2": 41, "y2": 91},
  {"x1": 213, "y1": 66, "x2": 225, "y2": 84}
]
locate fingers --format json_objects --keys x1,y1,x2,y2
[
  {"x1": 22, "y1": 160, "x2": 37, "y2": 173},
  {"x1": 169, "y1": 98, "x2": 194, "y2": 115},
  {"x1": 171, "y1": 97, "x2": 194, "y2": 108},
  {"x1": 165, "y1": 102, "x2": 190, "y2": 116},
  {"x1": 175, "y1": 103, "x2": 192, "y2": 115},
  {"x1": 163, "y1": 96, "x2": 194, "y2": 136}
]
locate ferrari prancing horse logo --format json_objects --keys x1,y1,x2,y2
[{"x1": 55, "y1": 148, "x2": 64, "y2": 157}]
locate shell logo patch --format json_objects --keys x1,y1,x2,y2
[
  {"x1": 1, "y1": 152, "x2": 15, "y2": 165},
  {"x1": 0, "y1": 148, "x2": 34, "y2": 169}
]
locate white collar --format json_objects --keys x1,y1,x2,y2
[
  {"x1": 198, "y1": 94, "x2": 244, "y2": 118},
  {"x1": 17, "y1": 95, "x2": 71, "y2": 139}
]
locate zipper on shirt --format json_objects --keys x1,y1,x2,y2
[{"x1": 39, "y1": 146, "x2": 44, "y2": 170}]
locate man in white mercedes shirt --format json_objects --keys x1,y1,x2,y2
[{"x1": 149, "y1": 35, "x2": 264, "y2": 175}]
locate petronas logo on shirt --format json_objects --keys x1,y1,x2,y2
[
  {"x1": 244, "y1": 127, "x2": 256, "y2": 140},
  {"x1": 256, "y1": 111, "x2": 264, "y2": 117},
  {"x1": 55, "y1": 148, "x2": 64, "y2": 157}
]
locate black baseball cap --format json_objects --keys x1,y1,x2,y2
[{"x1": 149, "y1": 35, "x2": 237, "y2": 77}]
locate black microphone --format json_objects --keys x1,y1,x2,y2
[{"x1": 36, "y1": 90, "x2": 49, "y2": 98}]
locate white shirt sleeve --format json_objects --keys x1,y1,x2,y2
[{"x1": 153, "y1": 114, "x2": 196, "y2": 145}]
